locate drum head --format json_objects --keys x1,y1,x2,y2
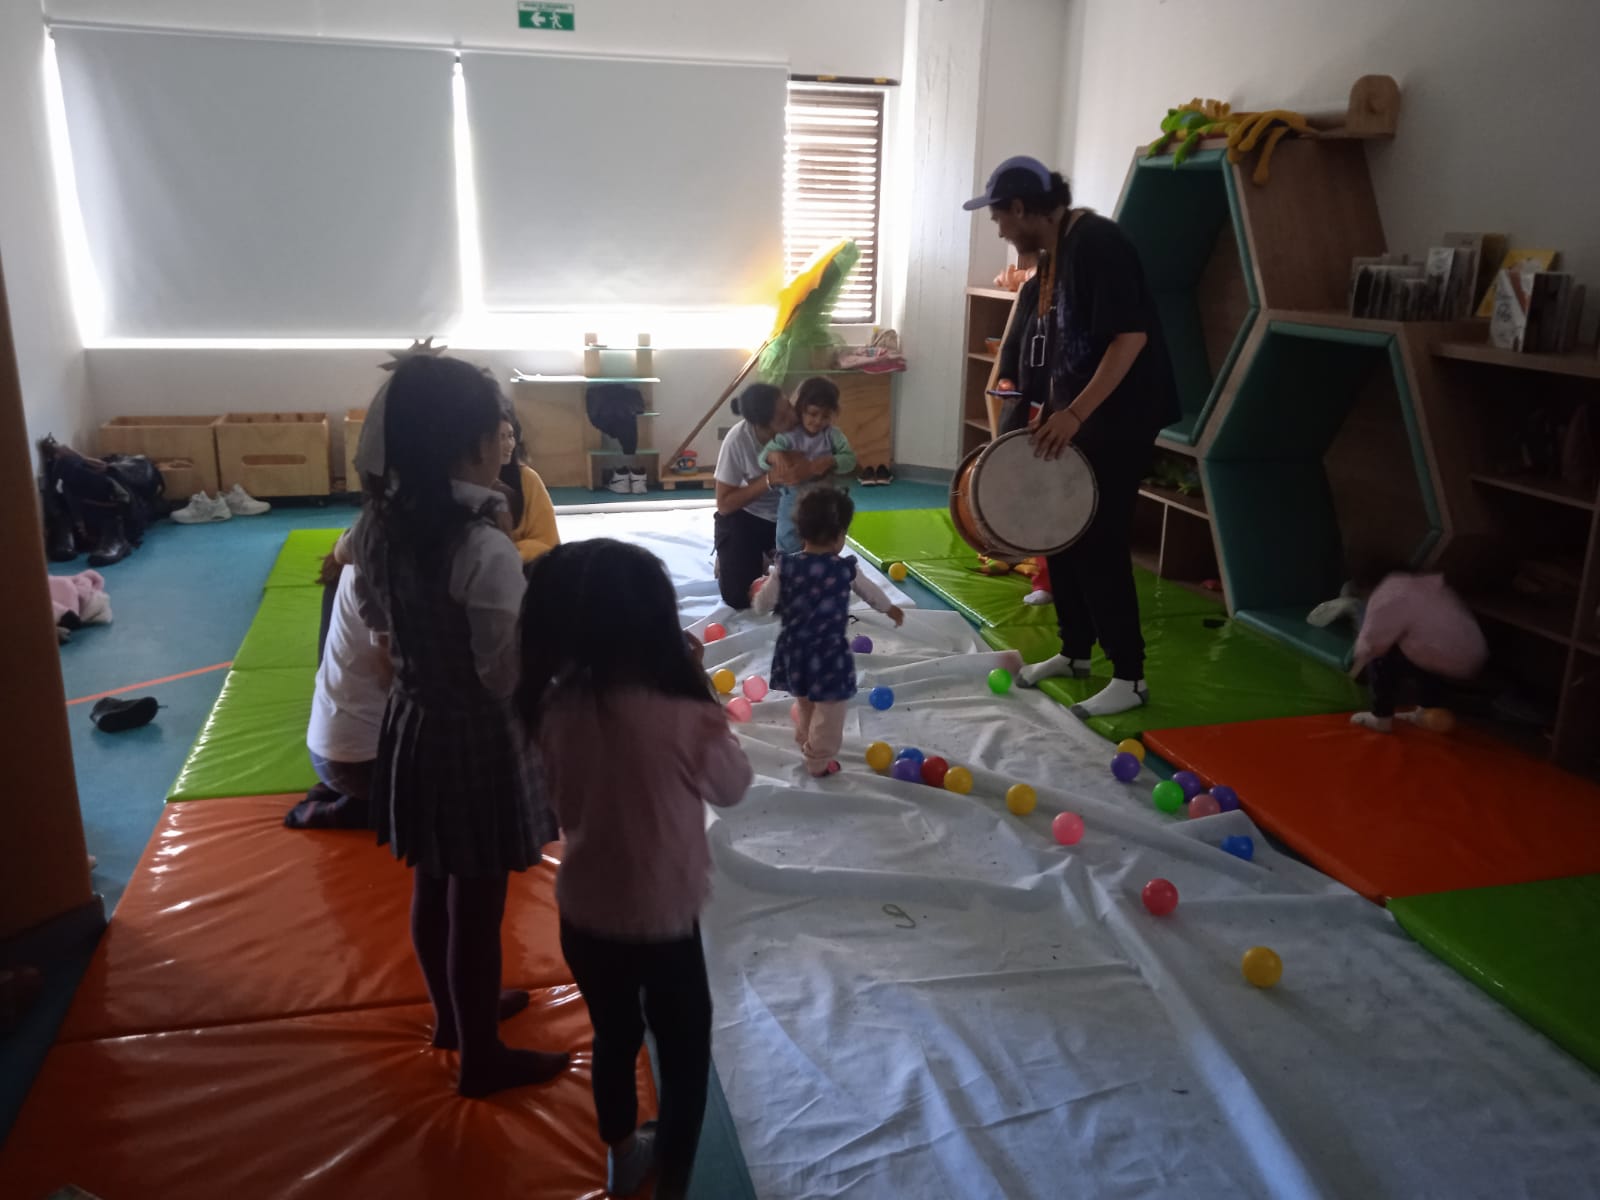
[{"x1": 972, "y1": 431, "x2": 1098, "y2": 556}]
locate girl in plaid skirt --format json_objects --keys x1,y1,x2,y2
[
  {"x1": 351, "y1": 354, "x2": 566, "y2": 1097},
  {"x1": 519, "y1": 540, "x2": 752, "y2": 1200}
]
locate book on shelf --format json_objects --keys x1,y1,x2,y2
[
  {"x1": 1489, "y1": 266, "x2": 1536, "y2": 350},
  {"x1": 1348, "y1": 254, "x2": 1407, "y2": 317},
  {"x1": 1477, "y1": 247, "x2": 1559, "y2": 318},
  {"x1": 1441, "y1": 232, "x2": 1505, "y2": 319},
  {"x1": 1423, "y1": 247, "x2": 1455, "y2": 320},
  {"x1": 1525, "y1": 272, "x2": 1572, "y2": 354}
]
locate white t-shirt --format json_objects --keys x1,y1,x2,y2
[
  {"x1": 713, "y1": 421, "x2": 780, "y2": 522},
  {"x1": 307, "y1": 566, "x2": 389, "y2": 763}
]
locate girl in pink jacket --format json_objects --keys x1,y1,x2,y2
[{"x1": 1350, "y1": 571, "x2": 1487, "y2": 733}]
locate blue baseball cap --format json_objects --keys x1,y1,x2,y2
[{"x1": 962, "y1": 155, "x2": 1053, "y2": 211}]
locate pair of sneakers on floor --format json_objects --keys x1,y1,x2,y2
[
  {"x1": 171, "y1": 485, "x2": 271, "y2": 524},
  {"x1": 605, "y1": 469, "x2": 650, "y2": 495},
  {"x1": 856, "y1": 464, "x2": 895, "y2": 486}
]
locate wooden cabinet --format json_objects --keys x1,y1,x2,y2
[{"x1": 959, "y1": 287, "x2": 1018, "y2": 460}]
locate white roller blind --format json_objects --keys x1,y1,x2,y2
[
  {"x1": 52, "y1": 27, "x2": 460, "y2": 338},
  {"x1": 785, "y1": 84, "x2": 883, "y2": 324},
  {"x1": 462, "y1": 51, "x2": 785, "y2": 311}
]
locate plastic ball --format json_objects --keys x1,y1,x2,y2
[
  {"x1": 1110, "y1": 752, "x2": 1141, "y2": 782},
  {"x1": 1052, "y1": 812, "x2": 1085, "y2": 846},
  {"x1": 1420, "y1": 707, "x2": 1456, "y2": 733},
  {"x1": 1211, "y1": 785, "x2": 1240, "y2": 812},
  {"x1": 987, "y1": 668, "x2": 1013, "y2": 695},
  {"x1": 1116, "y1": 738, "x2": 1146, "y2": 762},
  {"x1": 1221, "y1": 834, "x2": 1255, "y2": 862},
  {"x1": 725, "y1": 696, "x2": 753, "y2": 723},
  {"x1": 1141, "y1": 878, "x2": 1179, "y2": 917},
  {"x1": 711, "y1": 668, "x2": 736, "y2": 695},
  {"x1": 865, "y1": 741, "x2": 894, "y2": 772},
  {"x1": 742, "y1": 676, "x2": 769, "y2": 702},
  {"x1": 920, "y1": 756, "x2": 949, "y2": 787},
  {"x1": 1188, "y1": 793, "x2": 1221, "y2": 819},
  {"x1": 851, "y1": 635, "x2": 874, "y2": 654},
  {"x1": 703, "y1": 623, "x2": 727, "y2": 643},
  {"x1": 895, "y1": 747, "x2": 925, "y2": 766},
  {"x1": 891, "y1": 758, "x2": 922, "y2": 783},
  {"x1": 1005, "y1": 783, "x2": 1037, "y2": 816},
  {"x1": 868, "y1": 686, "x2": 894, "y2": 711},
  {"x1": 1241, "y1": 946, "x2": 1283, "y2": 988},
  {"x1": 1151, "y1": 780, "x2": 1185, "y2": 815},
  {"x1": 888, "y1": 562, "x2": 909, "y2": 581},
  {"x1": 1172, "y1": 770, "x2": 1206, "y2": 800},
  {"x1": 943, "y1": 766, "x2": 974, "y2": 795}
]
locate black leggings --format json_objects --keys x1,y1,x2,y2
[
  {"x1": 560, "y1": 919, "x2": 712, "y2": 1196},
  {"x1": 1367, "y1": 647, "x2": 1442, "y2": 717},
  {"x1": 1047, "y1": 435, "x2": 1155, "y2": 681},
  {"x1": 714, "y1": 509, "x2": 776, "y2": 609}
]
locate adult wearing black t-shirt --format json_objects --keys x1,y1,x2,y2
[{"x1": 965, "y1": 156, "x2": 1181, "y2": 718}]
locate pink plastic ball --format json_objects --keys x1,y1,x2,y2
[
  {"x1": 1188, "y1": 793, "x2": 1221, "y2": 819},
  {"x1": 726, "y1": 696, "x2": 753, "y2": 723},
  {"x1": 704, "y1": 623, "x2": 727, "y2": 644},
  {"x1": 743, "y1": 676, "x2": 769, "y2": 702},
  {"x1": 1052, "y1": 812, "x2": 1085, "y2": 846},
  {"x1": 1142, "y1": 878, "x2": 1179, "y2": 917}
]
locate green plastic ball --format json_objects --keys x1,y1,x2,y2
[
  {"x1": 1151, "y1": 780, "x2": 1185, "y2": 815},
  {"x1": 987, "y1": 668, "x2": 1013, "y2": 694}
]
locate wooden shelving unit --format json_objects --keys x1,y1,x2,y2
[
  {"x1": 959, "y1": 287, "x2": 1019, "y2": 460},
  {"x1": 1429, "y1": 334, "x2": 1600, "y2": 772},
  {"x1": 1131, "y1": 447, "x2": 1219, "y2": 588}
]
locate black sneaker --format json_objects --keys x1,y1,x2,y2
[
  {"x1": 90, "y1": 695, "x2": 159, "y2": 733},
  {"x1": 876, "y1": 464, "x2": 894, "y2": 485},
  {"x1": 858, "y1": 464, "x2": 877, "y2": 486}
]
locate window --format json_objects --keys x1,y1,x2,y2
[{"x1": 783, "y1": 83, "x2": 885, "y2": 325}]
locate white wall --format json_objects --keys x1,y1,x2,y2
[
  {"x1": 1060, "y1": 0, "x2": 1600, "y2": 318},
  {"x1": 1, "y1": 0, "x2": 90, "y2": 452}
]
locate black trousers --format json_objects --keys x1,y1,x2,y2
[
  {"x1": 1046, "y1": 435, "x2": 1154, "y2": 681},
  {"x1": 713, "y1": 508, "x2": 776, "y2": 610},
  {"x1": 1367, "y1": 647, "x2": 1441, "y2": 717},
  {"x1": 560, "y1": 919, "x2": 713, "y2": 1196}
]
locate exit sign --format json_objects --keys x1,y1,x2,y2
[{"x1": 518, "y1": 2, "x2": 574, "y2": 30}]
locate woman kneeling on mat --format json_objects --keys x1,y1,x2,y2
[
  {"x1": 712, "y1": 384, "x2": 807, "y2": 609},
  {"x1": 966, "y1": 156, "x2": 1180, "y2": 718}
]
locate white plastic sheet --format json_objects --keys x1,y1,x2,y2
[{"x1": 561, "y1": 506, "x2": 1600, "y2": 1200}]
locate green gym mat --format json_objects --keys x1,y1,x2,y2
[
  {"x1": 264, "y1": 528, "x2": 343, "y2": 589},
  {"x1": 168, "y1": 667, "x2": 317, "y2": 802},
  {"x1": 847, "y1": 508, "x2": 970, "y2": 568},
  {"x1": 1389, "y1": 876, "x2": 1600, "y2": 1076},
  {"x1": 983, "y1": 612, "x2": 1365, "y2": 743},
  {"x1": 231, "y1": 585, "x2": 324, "y2": 672}
]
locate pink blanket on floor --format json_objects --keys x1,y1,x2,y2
[{"x1": 49, "y1": 570, "x2": 109, "y2": 623}]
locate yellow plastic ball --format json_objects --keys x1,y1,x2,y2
[
  {"x1": 943, "y1": 766, "x2": 974, "y2": 795},
  {"x1": 887, "y1": 561, "x2": 909, "y2": 582},
  {"x1": 1420, "y1": 707, "x2": 1456, "y2": 734},
  {"x1": 711, "y1": 668, "x2": 736, "y2": 695},
  {"x1": 1005, "y1": 783, "x2": 1037, "y2": 816},
  {"x1": 1241, "y1": 946, "x2": 1283, "y2": 989},
  {"x1": 865, "y1": 741, "x2": 894, "y2": 772},
  {"x1": 1116, "y1": 738, "x2": 1146, "y2": 763}
]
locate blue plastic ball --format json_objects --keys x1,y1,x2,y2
[
  {"x1": 1110, "y1": 752, "x2": 1141, "y2": 783},
  {"x1": 890, "y1": 758, "x2": 922, "y2": 783},
  {"x1": 1173, "y1": 770, "x2": 1206, "y2": 800},
  {"x1": 869, "y1": 686, "x2": 894, "y2": 711},
  {"x1": 1221, "y1": 834, "x2": 1255, "y2": 862},
  {"x1": 895, "y1": 747, "x2": 925, "y2": 766},
  {"x1": 1212, "y1": 785, "x2": 1241, "y2": 812},
  {"x1": 852, "y1": 635, "x2": 874, "y2": 654}
]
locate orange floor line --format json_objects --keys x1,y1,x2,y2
[{"x1": 66, "y1": 661, "x2": 233, "y2": 707}]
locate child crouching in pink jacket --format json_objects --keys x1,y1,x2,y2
[{"x1": 1350, "y1": 571, "x2": 1487, "y2": 733}]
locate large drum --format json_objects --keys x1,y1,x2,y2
[{"x1": 949, "y1": 430, "x2": 1098, "y2": 560}]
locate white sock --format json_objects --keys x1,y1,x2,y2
[
  {"x1": 1022, "y1": 590, "x2": 1054, "y2": 607},
  {"x1": 1069, "y1": 678, "x2": 1148, "y2": 718},
  {"x1": 1397, "y1": 708, "x2": 1426, "y2": 726},
  {"x1": 1350, "y1": 712, "x2": 1394, "y2": 733},
  {"x1": 1018, "y1": 654, "x2": 1091, "y2": 687}
]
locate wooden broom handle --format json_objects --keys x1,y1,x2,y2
[{"x1": 667, "y1": 336, "x2": 774, "y2": 465}]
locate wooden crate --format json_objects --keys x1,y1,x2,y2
[
  {"x1": 97, "y1": 415, "x2": 222, "y2": 497},
  {"x1": 216, "y1": 413, "x2": 330, "y2": 497},
  {"x1": 342, "y1": 409, "x2": 366, "y2": 492}
]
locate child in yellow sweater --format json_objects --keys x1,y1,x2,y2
[{"x1": 496, "y1": 412, "x2": 560, "y2": 565}]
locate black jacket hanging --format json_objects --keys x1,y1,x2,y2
[{"x1": 585, "y1": 383, "x2": 645, "y2": 455}]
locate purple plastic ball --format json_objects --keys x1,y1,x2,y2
[
  {"x1": 1173, "y1": 770, "x2": 1206, "y2": 800},
  {"x1": 1211, "y1": 785, "x2": 1240, "y2": 812},
  {"x1": 891, "y1": 758, "x2": 922, "y2": 783},
  {"x1": 851, "y1": 635, "x2": 874, "y2": 654},
  {"x1": 1110, "y1": 752, "x2": 1141, "y2": 782}
]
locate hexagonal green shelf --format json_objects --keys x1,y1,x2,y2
[
  {"x1": 1201, "y1": 318, "x2": 1443, "y2": 668},
  {"x1": 1116, "y1": 148, "x2": 1258, "y2": 449}
]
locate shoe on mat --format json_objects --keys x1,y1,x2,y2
[
  {"x1": 90, "y1": 695, "x2": 159, "y2": 733},
  {"x1": 171, "y1": 492, "x2": 231, "y2": 524},
  {"x1": 607, "y1": 1122, "x2": 658, "y2": 1196},
  {"x1": 86, "y1": 518, "x2": 133, "y2": 567},
  {"x1": 858, "y1": 464, "x2": 878, "y2": 486},
  {"x1": 606, "y1": 470, "x2": 632, "y2": 496},
  {"x1": 875, "y1": 464, "x2": 894, "y2": 485},
  {"x1": 223, "y1": 484, "x2": 271, "y2": 516},
  {"x1": 628, "y1": 470, "x2": 648, "y2": 495}
]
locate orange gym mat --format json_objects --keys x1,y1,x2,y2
[
  {"x1": 1144, "y1": 714, "x2": 1600, "y2": 902},
  {"x1": 1, "y1": 996, "x2": 652, "y2": 1200},
  {"x1": 61, "y1": 794, "x2": 568, "y2": 1041}
]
